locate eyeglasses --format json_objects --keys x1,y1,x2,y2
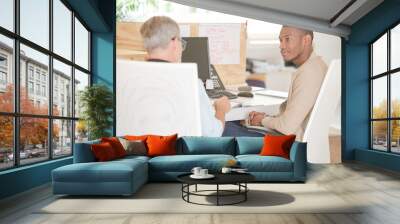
[{"x1": 173, "y1": 37, "x2": 187, "y2": 51}]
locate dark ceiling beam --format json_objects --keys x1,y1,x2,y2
[{"x1": 167, "y1": 0, "x2": 351, "y2": 37}]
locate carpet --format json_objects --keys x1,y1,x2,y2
[{"x1": 37, "y1": 183, "x2": 362, "y2": 214}]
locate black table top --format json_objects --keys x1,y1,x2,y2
[{"x1": 177, "y1": 172, "x2": 255, "y2": 185}]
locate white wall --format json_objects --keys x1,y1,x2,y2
[{"x1": 247, "y1": 31, "x2": 341, "y2": 66}]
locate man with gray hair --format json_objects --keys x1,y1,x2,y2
[
  {"x1": 140, "y1": 16, "x2": 231, "y2": 137},
  {"x1": 223, "y1": 26, "x2": 327, "y2": 141}
]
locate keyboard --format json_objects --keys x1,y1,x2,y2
[{"x1": 206, "y1": 89, "x2": 238, "y2": 99}]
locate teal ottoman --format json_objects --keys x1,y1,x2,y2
[{"x1": 52, "y1": 156, "x2": 148, "y2": 196}]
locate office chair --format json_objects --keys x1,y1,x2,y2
[
  {"x1": 302, "y1": 59, "x2": 341, "y2": 164},
  {"x1": 116, "y1": 60, "x2": 202, "y2": 137}
]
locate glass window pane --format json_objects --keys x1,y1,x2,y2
[
  {"x1": 53, "y1": 119, "x2": 72, "y2": 158},
  {"x1": 53, "y1": 0, "x2": 72, "y2": 60},
  {"x1": 20, "y1": 117, "x2": 49, "y2": 165},
  {"x1": 20, "y1": 0, "x2": 49, "y2": 49},
  {"x1": 391, "y1": 120, "x2": 400, "y2": 153},
  {"x1": 372, "y1": 121, "x2": 388, "y2": 151},
  {"x1": 75, "y1": 120, "x2": 88, "y2": 143},
  {"x1": 391, "y1": 24, "x2": 400, "y2": 70},
  {"x1": 0, "y1": 35, "x2": 14, "y2": 113},
  {"x1": 0, "y1": 0, "x2": 14, "y2": 31},
  {"x1": 372, "y1": 33, "x2": 387, "y2": 76},
  {"x1": 75, "y1": 18, "x2": 89, "y2": 70},
  {"x1": 372, "y1": 77, "x2": 387, "y2": 119},
  {"x1": 0, "y1": 116, "x2": 14, "y2": 170},
  {"x1": 20, "y1": 44, "x2": 49, "y2": 115},
  {"x1": 53, "y1": 59, "x2": 72, "y2": 117},
  {"x1": 74, "y1": 69, "x2": 89, "y2": 118},
  {"x1": 391, "y1": 72, "x2": 400, "y2": 118}
]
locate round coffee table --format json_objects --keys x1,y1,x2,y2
[{"x1": 177, "y1": 173, "x2": 255, "y2": 206}]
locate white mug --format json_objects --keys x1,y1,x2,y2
[
  {"x1": 200, "y1": 169, "x2": 208, "y2": 176},
  {"x1": 221, "y1": 167, "x2": 232, "y2": 174},
  {"x1": 191, "y1": 167, "x2": 202, "y2": 176}
]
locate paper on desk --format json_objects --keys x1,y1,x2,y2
[
  {"x1": 230, "y1": 101, "x2": 242, "y2": 108},
  {"x1": 254, "y1": 89, "x2": 288, "y2": 98}
]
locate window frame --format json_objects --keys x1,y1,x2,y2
[
  {"x1": 370, "y1": 21, "x2": 400, "y2": 154},
  {"x1": 0, "y1": 0, "x2": 92, "y2": 171}
]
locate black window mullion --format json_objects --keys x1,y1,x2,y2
[
  {"x1": 71, "y1": 10, "x2": 76, "y2": 154},
  {"x1": 13, "y1": 0, "x2": 20, "y2": 167},
  {"x1": 48, "y1": 0, "x2": 54, "y2": 160},
  {"x1": 74, "y1": 64, "x2": 90, "y2": 74},
  {"x1": 370, "y1": 45, "x2": 373, "y2": 149},
  {"x1": 0, "y1": 113, "x2": 79, "y2": 119},
  {"x1": 372, "y1": 118, "x2": 396, "y2": 121},
  {"x1": 387, "y1": 30, "x2": 391, "y2": 152},
  {"x1": 88, "y1": 31, "x2": 91, "y2": 74}
]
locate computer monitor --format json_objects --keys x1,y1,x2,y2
[{"x1": 181, "y1": 37, "x2": 211, "y2": 83}]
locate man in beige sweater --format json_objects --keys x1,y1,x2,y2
[
  {"x1": 223, "y1": 26, "x2": 327, "y2": 141},
  {"x1": 248, "y1": 26, "x2": 327, "y2": 141}
]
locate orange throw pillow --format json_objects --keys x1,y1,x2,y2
[
  {"x1": 259, "y1": 135, "x2": 296, "y2": 159},
  {"x1": 124, "y1": 135, "x2": 150, "y2": 141},
  {"x1": 91, "y1": 142, "x2": 117, "y2": 161},
  {"x1": 101, "y1": 137, "x2": 127, "y2": 158},
  {"x1": 146, "y1": 134, "x2": 178, "y2": 157},
  {"x1": 124, "y1": 135, "x2": 153, "y2": 150}
]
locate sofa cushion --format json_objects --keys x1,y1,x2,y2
[
  {"x1": 177, "y1": 137, "x2": 235, "y2": 155},
  {"x1": 101, "y1": 137, "x2": 127, "y2": 158},
  {"x1": 53, "y1": 158, "x2": 147, "y2": 183},
  {"x1": 260, "y1": 135, "x2": 296, "y2": 159},
  {"x1": 91, "y1": 142, "x2": 118, "y2": 161},
  {"x1": 125, "y1": 135, "x2": 149, "y2": 142},
  {"x1": 235, "y1": 137, "x2": 264, "y2": 155},
  {"x1": 74, "y1": 140, "x2": 100, "y2": 163},
  {"x1": 236, "y1": 155, "x2": 293, "y2": 172},
  {"x1": 148, "y1": 154, "x2": 235, "y2": 172},
  {"x1": 147, "y1": 134, "x2": 178, "y2": 157},
  {"x1": 118, "y1": 138, "x2": 147, "y2": 156},
  {"x1": 115, "y1": 155, "x2": 150, "y2": 163}
]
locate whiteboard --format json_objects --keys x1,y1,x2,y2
[
  {"x1": 179, "y1": 24, "x2": 191, "y2": 37},
  {"x1": 116, "y1": 60, "x2": 202, "y2": 137},
  {"x1": 198, "y1": 23, "x2": 241, "y2": 65}
]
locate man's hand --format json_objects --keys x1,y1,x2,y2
[
  {"x1": 214, "y1": 96, "x2": 231, "y2": 113},
  {"x1": 248, "y1": 111, "x2": 266, "y2": 126}
]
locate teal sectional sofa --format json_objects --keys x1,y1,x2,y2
[{"x1": 52, "y1": 137, "x2": 307, "y2": 196}]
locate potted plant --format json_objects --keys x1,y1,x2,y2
[{"x1": 79, "y1": 84, "x2": 113, "y2": 140}]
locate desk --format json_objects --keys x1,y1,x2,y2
[
  {"x1": 226, "y1": 94, "x2": 286, "y2": 121},
  {"x1": 211, "y1": 87, "x2": 287, "y2": 121}
]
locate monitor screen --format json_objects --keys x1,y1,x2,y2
[{"x1": 181, "y1": 37, "x2": 210, "y2": 82}]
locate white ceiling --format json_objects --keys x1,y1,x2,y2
[
  {"x1": 225, "y1": 0, "x2": 352, "y2": 22},
  {"x1": 168, "y1": 0, "x2": 384, "y2": 38}
]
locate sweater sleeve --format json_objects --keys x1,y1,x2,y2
[{"x1": 261, "y1": 65, "x2": 325, "y2": 135}]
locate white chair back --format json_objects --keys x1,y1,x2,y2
[
  {"x1": 302, "y1": 59, "x2": 341, "y2": 163},
  {"x1": 116, "y1": 60, "x2": 202, "y2": 137}
]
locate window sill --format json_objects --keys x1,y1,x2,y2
[
  {"x1": 355, "y1": 148, "x2": 400, "y2": 172},
  {"x1": 0, "y1": 156, "x2": 72, "y2": 176}
]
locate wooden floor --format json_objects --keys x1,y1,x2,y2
[{"x1": 1, "y1": 162, "x2": 400, "y2": 224}]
